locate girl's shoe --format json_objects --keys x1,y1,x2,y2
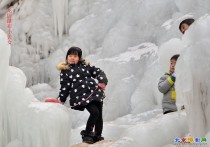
[
  {"x1": 80, "y1": 130, "x2": 95, "y2": 144},
  {"x1": 93, "y1": 135, "x2": 104, "y2": 142}
]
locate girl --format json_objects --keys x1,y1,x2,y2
[{"x1": 57, "y1": 47, "x2": 108, "y2": 144}]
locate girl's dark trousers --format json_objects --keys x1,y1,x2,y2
[{"x1": 85, "y1": 101, "x2": 103, "y2": 136}]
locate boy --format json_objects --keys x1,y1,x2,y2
[
  {"x1": 179, "y1": 18, "x2": 195, "y2": 34},
  {"x1": 158, "y1": 54, "x2": 180, "y2": 114}
]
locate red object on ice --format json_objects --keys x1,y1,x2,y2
[{"x1": 44, "y1": 98, "x2": 61, "y2": 104}]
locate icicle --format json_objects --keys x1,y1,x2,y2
[
  {"x1": 0, "y1": 29, "x2": 11, "y2": 147},
  {"x1": 52, "y1": 0, "x2": 68, "y2": 40}
]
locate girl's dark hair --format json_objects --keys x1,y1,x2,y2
[
  {"x1": 170, "y1": 54, "x2": 180, "y2": 61},
  {"x1": 66, "y1": 47, "x2": 82, "y2": 60},
  {"x1": 179, "y1": 18, "x2": 195, "y2": 32}
]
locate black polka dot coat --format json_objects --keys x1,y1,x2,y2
[{"x1": 57, "y1": 61, "x2": 108, "y2": 111}]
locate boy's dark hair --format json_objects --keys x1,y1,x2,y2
[
  {"x1": 170, "y1": 54, "x2": 180, "y2": 61},
  {"x1": 66, "y1": 47, "x2": 82, "y2": 60},
  {"x1": 179, "y1": 18, "x2": 195, "y2": 32}
]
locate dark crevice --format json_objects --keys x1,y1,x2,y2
[{"x1": 8, "y1": 0, "x2": 20, "y2": 7}]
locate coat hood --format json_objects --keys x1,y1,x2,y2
[
  {"x1": 56, "y1": 61, "x2": 70, "y2": 70},
  {"x1": 56, "y1": 60, "x2": 90, "y2": 71}
]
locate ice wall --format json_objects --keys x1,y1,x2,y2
[
  {"x1": 1, "y1": 0, "x2": 179, "y2": 86},
  {"x1": 0, "y1": 0, "x2": 209, "y2": 88},
  {"x1": 113, "y1": 112, "x2": 188, "y2": 147},
  {"x1": 0, "y1": 29, "x2": 72, "y2": 147},
  {"x1": 176, "y1": 15, "x2": 210, "y2": 137},
  {"x1": 84, "y1": 43, "x2": 160, "y2": 121},
  {"x1": 1, "y1": 0, "x2": 57, "y2": 86}
]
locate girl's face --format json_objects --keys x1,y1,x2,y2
[
  {"x1": 67, "y1": 54, "x2": 79, "y2": 64},
  {"x1": 180, "y1": 23, "x2": 189, "y2": 34}
]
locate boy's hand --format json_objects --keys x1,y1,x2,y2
[
  {"x1": 171, "y1": 73, "x2": 176, "y2": 77},
  {"x1": 170, "y1": 73, "x2": 176, "y2": 82},
  {"x1": 98, "y1": 83, "x2": 106, "y2": 90}
]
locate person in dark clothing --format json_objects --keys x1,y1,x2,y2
[
  {"x1": 56, "y1": 47, "x2": 108, "y2": 144},
  {"x1": 179, "y1": 18, "x2": 195, "y2": 34}
]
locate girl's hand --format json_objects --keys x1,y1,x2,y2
[
  {"x1": 98, "y1": 83, "x2": 106, "y2": 90},
  {"x1": 44, "y1": 98, "x2": 62, "y2": 104}
]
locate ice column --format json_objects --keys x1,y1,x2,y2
[
  {"x1": 52, "y1": 0, "x2": 69, "y2": 39},
  {"x1": 0, "y1": 29, "x2": 11, "y2": 147}
]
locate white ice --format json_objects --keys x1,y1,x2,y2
[
  {"x1": 1, "y1": 0, "x2": 210, "y2": 146},
  {"x1": 176, "y1": 15, "x2": 210, "y2": 137},
  {"x1": 0, "y1": 29, "x2": 72, "y2": 147}
]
